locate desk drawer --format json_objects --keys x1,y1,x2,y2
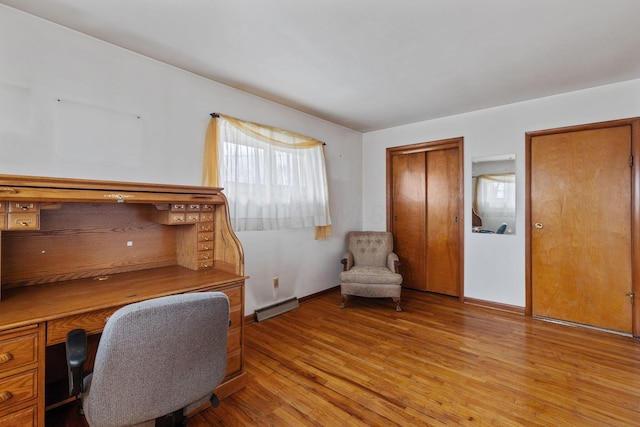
[
  {"x1": 198, "y1": 242, "x2": 213, "y2": 252},
  {"x1": 6, "y1": 213, "x2": 39, "y2": 230},
  {"x1": 0, "y1": 333, "x2": 38, "y2": 374},
  {"x1": 186, "y1": 213, "x2": 200, "y2": 223},
  {"x1": 0, "y1": 370, "x2": 36, "y2": 412},
  {"x1": 47, "y1": 306, "x2": 122, "y2": 345},
  {"x1": 198, "y1": 232, "x2": 213, "y2": 242},
  {"x1": 0, "y1": 404, "x2": 37, "y2": 427},
  {"x1": 198, "y1": 221, "x2": 213, "y2": 232}
]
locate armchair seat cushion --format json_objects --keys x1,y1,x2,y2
[
  {"x1": 340, "y1": 266, "x2": 403, "y2": 286},
  {"x1": 340, "y1": 282, "x2": 401, "y2": 299}
]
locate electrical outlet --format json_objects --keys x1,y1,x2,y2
[{"x1": 273, "y1": 276, "x2": 279, "y2": 289}]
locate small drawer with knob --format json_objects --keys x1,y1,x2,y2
[
  {"x1": 6, "y1": 214, "x2": 39, "y2": 230},
  {"x1": 7, "y1": 202, "x2": 39, "y2": 213},
  {"x1": 166, "y1": 213, "x2": 186, "y2": 224},
  {"x1": 200, "y1": 213, "x2": 214, "y2": 222},
  {"x1": 0, "y1": 370, "x2": 37, "y2": 412},
  {"x1": 198, "y1": 261, "x2": 212, "y2": 269},
  {"x1": 198, "y1": 242, "x2": 213, "y2": 252},
  {"x1": 151, "y1": 209, "x2": 185, "y2": 225},
  {"x1": 185, "y1": 213, "x2": 200, "y2": 223},
  {"x1": 198, "y1": 222, "x2": 213, "y2": 232},
  {"x1": 0, "y1": 333, "x2": 38, "y2": 375},
  {"x1": 198, "y1": 232, "x2": 213, "y2": 242}
]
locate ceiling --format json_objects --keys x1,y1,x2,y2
[{"x1": 3, "y1": 0, "x2": 640, "y2": 132}]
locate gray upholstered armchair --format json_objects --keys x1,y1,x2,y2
[
  {"x1": 66, "y1": 292, "x2": 230, "y2": 427},
  {"x1": 339, "y1": 231, "x2": 403, "y2": 311}
]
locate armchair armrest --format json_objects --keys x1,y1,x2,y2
[
  {"x1": 341, "y1": 252, "x2": 354, "y2": 271},
  {"x1": 66, "y1": 328, "x2": 88, "y2": 396},
  {"x1": 387, "y1": 252, "x2": 401, "y2": 273}
]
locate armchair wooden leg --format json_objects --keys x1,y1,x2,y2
[
  {"x1": 340, "y1": 294, "x2": 349, "y2": 309},
  {"x1": 392, "y1": 297, "x2": 402, "y2": 312}
]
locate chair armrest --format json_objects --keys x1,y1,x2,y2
[
  {"x1": 66, "y1": 328, "x2": 88, "y2": 396},
  {"x1": 341, "y1": 252, "x2": 354, "y2": 271},
  {"x1": 387, "y1": 252, "x2": 401, "y2": 273}
]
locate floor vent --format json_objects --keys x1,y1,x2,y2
[{"x1": 255, "y1": 297, "x2": 299, "y2": 322}]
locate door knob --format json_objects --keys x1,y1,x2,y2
[{"x1": 534, "y1": 223, "x2": 543, "y2": 229}]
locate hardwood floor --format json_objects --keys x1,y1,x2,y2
[{"x1": 190, "y1": 289, "x2": 640, "y2": 426}]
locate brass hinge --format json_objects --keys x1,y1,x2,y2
[{"x1": 626, "y1": 292, "x2": 634, "y2": 305}]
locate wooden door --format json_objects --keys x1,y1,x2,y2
[
  {"x1": 388, "y1": 138, "x2": 463, "y2": 298},
  {"x1": 426, "y1": 148, "x2": 460, "y2": 296},
  {"x1": 530, "y1": 125, "x2": 632, "y2": 332},
  {"x1": 391, "y1": 152, "x2": 427, "y2": 290}
]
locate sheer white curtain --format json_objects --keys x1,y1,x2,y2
[
  {"x1": 203, "y1": 114, "x2": 332, "y2": 238},
  {"x1": 474, "y1": 173, "x2": 515, "y2": 232}
]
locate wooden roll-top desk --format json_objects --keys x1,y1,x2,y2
[{"x1": 0, "y1": 175, "x2": 247, "y2": 426}]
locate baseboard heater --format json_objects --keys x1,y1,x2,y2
[{"x1": 254, "y1": 297, "x2": 299, "y2": 322}]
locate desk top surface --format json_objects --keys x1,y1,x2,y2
[{"x1": 0, "y1": 265, "x2": 246, "y2": 332}]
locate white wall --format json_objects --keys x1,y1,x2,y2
[
  {"x1": 363, "y1": 78, "x2": 640, "y2": 307},
  {"x1": 0, "y1": 6, "x2": 363, "y2": 315}
]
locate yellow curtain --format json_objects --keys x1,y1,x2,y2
[
  {"x1": 221, "y1": 114, "x2": 323, "y2": 149},
  {"x1": 202, "y1": 117, "x2": 219, "y2": 187},
  {"x1": 202, "y1": 113, "x2": 332, "y2": 240}
]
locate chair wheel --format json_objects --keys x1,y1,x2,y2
[{"x1": 210, "y1": 393, "x2": 220, "y2": 408}]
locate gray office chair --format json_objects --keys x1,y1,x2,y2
[
  {"x1": 66, "y1": 292, "x2": 230, "y2": 427},
  {"x1": 496, "y1": 223, "x2": 508, "y2": 234}
]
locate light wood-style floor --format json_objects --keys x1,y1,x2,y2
[{"x1": 191, "y1": 289, "x2": 640, "y2": 426}]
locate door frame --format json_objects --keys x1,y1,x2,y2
[
  {"x1": 386, "y1": 137, "x2": 465, "y2": 301},
  {"x1": 525, "y1": 117, "x2": 640, "y2": 336}
]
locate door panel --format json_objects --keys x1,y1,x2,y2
[
  {"x1": 531, "y1": 126, "x2": 632, "y2": 332},
  {"x1": 392, "y1": 152, "x2": 426, "y2": 290},
  {"x1": 389, "y1": 143, "x2": 462, "y2": 296},
  {"x1": 426, "y1": 148, "x2": 460, "y2": 296}
]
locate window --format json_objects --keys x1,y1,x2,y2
[{"x1": 202, "y1": 114, "x2": 331, "y2": 238}]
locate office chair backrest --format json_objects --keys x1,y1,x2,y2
[{"x1": 83, "y1": 292, "x2": 229, "y2": 427}]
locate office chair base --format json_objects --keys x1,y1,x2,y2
[{"x1": 155, "y1": 409, "x2": 187, "y2": 427}]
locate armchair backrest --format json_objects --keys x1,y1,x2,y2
[
  {"x1": 83, "y1": 292, "x2": 230, "y2": 427},
  {"x1": 347, "y1": 231, "x2": 394, "y2": 267}
]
